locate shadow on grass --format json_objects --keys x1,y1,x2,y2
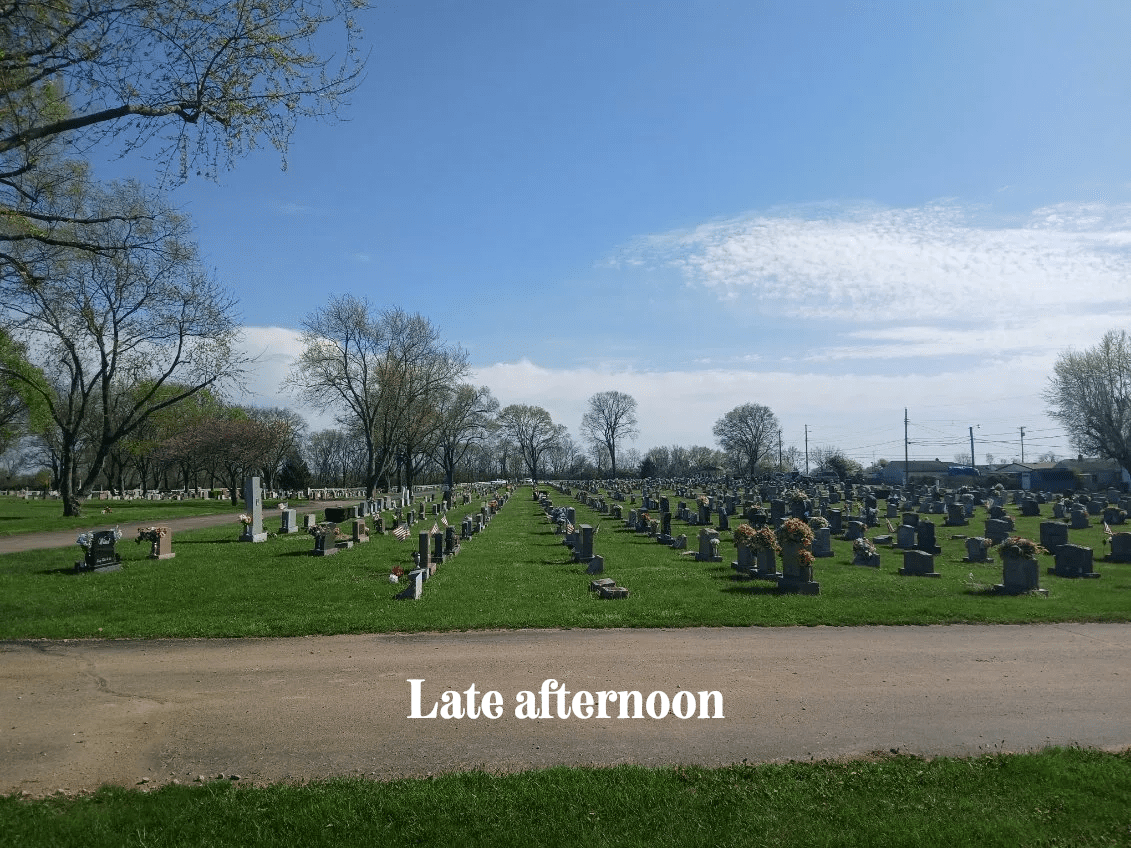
[{"x1": 720, "y1": 582, "x2": 781, "y2": 595}]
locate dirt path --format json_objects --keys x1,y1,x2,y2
[{"x1": 3, "y1": 623, "x2": 1128, "y2": 797}]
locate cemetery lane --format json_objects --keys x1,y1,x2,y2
[
  {"x1": 0, "y1": 501, "x2": 362, "y2": 554},
  {"x1": 2, "y1": 623, "x2": 1129, "y2": 797}
]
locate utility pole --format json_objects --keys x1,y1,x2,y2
[
  {"x1": 804, "y1": 425, "x2": 809, "y2": 474},
  {"x1": 778, "y1": 429, "x2": 783, "y2": 470},
  {"x1": 969, "y1": 426, "x2": 976, "y2": 471},
  {"x1": 904, "y1": 408, "x2": 909, "y2": 485},
  {"x1": 1020, "y1": 426, "x2": 1025, "y2": 464}
]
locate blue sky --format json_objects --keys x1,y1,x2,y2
[{"x1": 101, "y1": 1, "x2": 1131, "y2": 467}]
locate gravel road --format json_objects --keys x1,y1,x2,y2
[{"x1": 3, "y1": 623, "x2": 1128, "y2": 797}]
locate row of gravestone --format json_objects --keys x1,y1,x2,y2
[
  {"x1": 396, "y1": 492, "x2": 511, "y2": 600},
  {"x1": 540, "y1": 491, "x2": 634, "y2": 599}
]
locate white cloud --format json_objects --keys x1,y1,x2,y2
[
  {"x1": 611, "y1": 202, "x2": 1131, "y2": 328},
  {"x1": 472, "y1": 356, "x2": 1074, "y2": 464}
]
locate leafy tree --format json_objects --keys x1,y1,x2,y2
[
  {"x1": 811, "y1": 445, "x2": 864, "y2": 482},
  {"x1": 712, "y1": 404, "x2": 780, "y2": 477},
  {"x1": 0, "y1": 182, "x2": 245, "y2": 515},
  {"x1": 246, "y1": 406, "x2": 307, "y2": 490},
  {"x1": 496, "y1": 404, "x2": 561, "y2": 485},
  {"x1": 1, "y1": 0, "x2": 366, "y2": 181},
  {"x1": 579, "y1": 391, "x2": 638, "y2": 478},
  {"x1": 1044, "y1": 330, "x2": 1131, "y2": 472}
]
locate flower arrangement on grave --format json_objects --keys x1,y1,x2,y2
[
  {"x1": 696, "y1": 495, "x2": 709, "y2": 506},
  {"x1": 307, "y1": 522, "x2": 342, "y2": 539},
  {"x1": 997, "y1": 536, "x2": 1046, "y2": 561},
  {"x1": 748, "y1": 525, "x2": 780, "y2": 553},
  {"x1": 796, "y1": 548, "x2": 815, "y2": 567},
  {"x1": 808, "y1": 516, "x2": 830, "y2": 531},
  {"x1": 237, "y1": 513, "x2": 253, "y2": 526},
  {"x1": 733, "y1": 523, "x2": 756, "y2": 549},
  {"x1": 135, "y1": 526, "x2": 169, "y2": 545},
  {"x1": 852, "y1": 536, "x2": 877, "y2": 559},
  {"x1": 777, "y1": 517, "x2": 814, "y2": 547},
  {"x1": 76, "y1": 527, "x2": 122, "y2": 549}
]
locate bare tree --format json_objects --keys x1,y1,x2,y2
[
  {"x1": 287, "y1": 297, "x2": 468, "y2": 496},
  {"x1": 579, "y1": 391, "x2": 638, "y2": 478},
  {"x1": 425, "y1": 384, "x2": 499, "y2": 492},
  {"x1": 712, "y1": 403, "x2": 780, "y2": 477},
  {"x1": 1044, "y1": 330, "x2": 1131, "y2": 472},
  {"x1": 496, "y1": 405, "x2": 561, "y2": 485}
]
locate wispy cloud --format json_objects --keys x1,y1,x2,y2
[{"x1": 610, "y1": 202, "x2": 1131, "y2": 326}]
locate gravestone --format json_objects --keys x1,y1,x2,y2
[
  {"x1": 915, "y1": 521, "x2": 941, "y2": 554},
  {"x1": 445, "y1": 526, "x2": 458, "y2": 557},
  {"x1": 240, "y1": 477, "x2": 268, "y2": 543},
  {"x1": 984, "y1": 518, "x2": 1012, "y2": 545},
  {"x1": 895, "y1": 524, "x2": 917, "y2": 549},
  {"x1": 352, "y1": 518, "x2": 369, "y2": 544},
  {"x1": 74, "y1": 529, "x2": 122, "y2": 573},
  {"x1": 1050, "y1": 544, "x2": 1100, "y2": 579},
  {"x1": 671, "y1": 534, "x2": 688, "y2": 550},
  {"x1": 1107, "y1": 533, "x2": 1131, "y2": 563},
  {"x1": 586, "y1": 554, "x2": 605, "y2": 575},
  {"x1": 944, "y1": 503, "x2": 967, "y2": 526},
  {"x1": 312, "y1": 527, "x2": 339, "y2": 556},
  {"x1": 695, "y1": 528, "x2": 722, "y2": 562},
  {"x1": 303, "y1": 513, "x2": 317, "y2": 530},
  {"x1": 418, "y1": 532, "x2": 431, "y2": 571},
  {"x1": 843, "y1": 520, "x2": 865, "y2": 541},
  {"x1": 776, "y1": 544, "x2": 819, "y2": 594},
  {"x1": 396, "y1": 568, "x2": 425, "y2": 600},
  {"x1": 1039, "y1": 521, "x2": 1069, "y2": 555},
  {"x1": 899, "y1": 549, "x2": 939, "y2": 577},
  {"x1": 963, "y1": 537, "x2": 990, "y2": 563},
  {"x1": 996, "y1": 557, "x2": 1045, "y2": 595},
  {"x1": 143, "y1": 527, "x2": 175, "y2": 560},
  {"x1": 812, "y1": 527, "x2": 833, "y2": 558},
  {"x1": 573, "y1": 525, "x2": 595, "y2": 563},
  {"x1": 826, "y1": 509, "x2": 843, "y2": 534},
  {"x1": 432, "y1": 532, "x2": 444, "y2": 565},
  {"x1": 1069, "y1": 509, "x2": 1090, "y2": 530},
  {"x1": 1020, "y1": 500, "x2": 1040, "y2": 517},
  {"x1": 279, "y1": 508, "x2": 298, "y2": 534}
]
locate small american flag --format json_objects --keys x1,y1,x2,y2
[
  {"x1": 430, "y1": 522, "x2": 439, "y2": 535},
  {"x1": 886, "y1": 519, "x2": 896, "y2": 533},
  {"x1": 565, "y1": 523, "x2": 575, "y2": 534},
  {"x1": 1104, "y1": 521, "x2": 1114, "y2": 537},
  {"x1": 440, "y1": 515, "x2": 448, "y2": 527},
  {"x1": 393, "y1": 524, "x2": 410, "y2": 541}
]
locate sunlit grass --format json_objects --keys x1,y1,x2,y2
[
  {"x1": 0, "y1": 488, "x2": 1127, "y2": 638},
  {"x1": 2, "y1": 747, "x2": 1128, "y2": 847}
]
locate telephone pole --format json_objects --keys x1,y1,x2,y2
[
  {"x1": 1020, "y1": 426, "x2": 1025, "y2": 464},
  {"x1": 804, "y1": 425, "x2": 809, "y2": 474},
  {"x1": 904, "y1": 409, "x2": 909, "y2": 484}
]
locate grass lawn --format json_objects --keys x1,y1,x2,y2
[
  {"x1": 0, "y1": 486, "x2": 1128, "y2": 638},
  {"x1": 2, "y1": 747, "x2": 1128, "y2": 847}
]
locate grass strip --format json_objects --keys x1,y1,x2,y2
[{"x1": 2, "y1": 747, "x2": 1128, "y2": 847}]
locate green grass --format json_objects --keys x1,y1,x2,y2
[
  {"x1": 0, "y1": 496, "x2": 270, "y2": 536},
  {"x1": 0, "y1": 487, "x2": 1127, "y2": 638},
  {"x1": 3, "y1": 747, "x2": 1128, "y2": 847}
]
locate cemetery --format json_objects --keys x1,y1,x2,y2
[{"x1": 3, "y1": 475, "x2": 1129, "y2": 639}]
